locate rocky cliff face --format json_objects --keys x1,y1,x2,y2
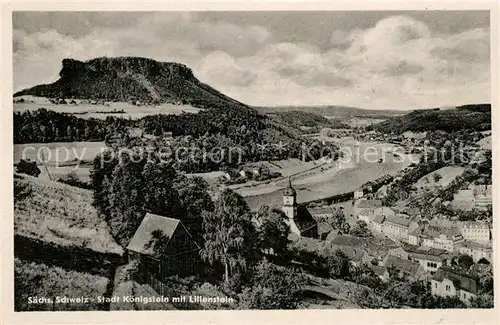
[{"x1": 15, "y1": 57, "x2": 246, "y2": 108}]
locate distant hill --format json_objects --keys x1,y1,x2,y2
[
  {"x1": 14, "y1": 57, "x2": 248, "y2": 110},
  {"x1": 256, "y1": 105, "x2": 407, "y2": 119},
  {"x1": 270, "y1": 111, "x2": 349, "y2": 130},
  {"x1": 373, "y1": 104, "x2": 491, "y2": 134},
  {"x1": 14, "y1": 56, "x2": 336, "y2": 168}
]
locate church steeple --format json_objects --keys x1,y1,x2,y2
[
  {"x1": 282, "y1": 177, "x2": 300, "y2": 235},
  {"x1": 283, "y1": 177, "x2": 297, "y2": 199}
]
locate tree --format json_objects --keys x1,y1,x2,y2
[
  {"x1": 350, "y1": 220, "x2": 372, "y2": 237},
  {"x1": 239, "y1": 259, "x2": 305, "y2": 309},
  {"x1": 470, "y1": 294, "x2": 494, "y2": 308},
  {"x1": 107, "y1": 154, "x2": 147, "y2": 246},
  {"x1": 173, "y1": 175, "x2": 215, "y2": 244},
  {"x1": 330, "y1": 208, "x2": 350, "y2": 234},
  {"x1": 256, "y1": 206, "x2": 290, "y2": 256},
  {"x1": 325, "y1": 249, "x2": 351, "y2": 279},
  {"x1": 433, "y1": 173, "x2": 442, "y2": 183},
  {"x1": 16, "y1": 159, "x2": 41, "y2": 177},
  {"x1": 200, "y1": 189, "x2": 257, "y2": 284},
  {"x1": 457, "y1": 254, "x2": 474, "y2": 269}
]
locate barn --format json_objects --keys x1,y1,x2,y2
[{"x1": 127, "y1": 213, "x2": 201, "y2": 293}]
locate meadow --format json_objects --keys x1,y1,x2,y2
[
  {"x1": 414, "y1": 166, "x2": 466, "y2": 190},
  {"x1": 14, "y1": 174, "x2": 123, "y2": 255},
  {"x1": 14, "y1": 95, "x2": 202, "y2": 120},
  {"x1": 14, "y1": 141, "x2": 106, "y2": 164}
]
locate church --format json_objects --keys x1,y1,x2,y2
[{"x1": 281, "y1": 179, "x2": 319, "y2": 239}]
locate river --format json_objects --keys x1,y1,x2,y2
[{"x1": 241, "y1": 138, "x2": 419, "y2": 210}]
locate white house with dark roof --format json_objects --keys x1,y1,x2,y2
[
  {"x1": 354, "y1": 199, "x2": 383, "y2": 220},
  {"x1": 404, "y1": 245, "x2": 451, "y2": 275},
  {"x1": 372, "y1": 214, "x2": 418, "y2": 242},
  {"x1": 458, "y1": 240, "x2": 493, "y2": 263},
  {"x1": 382, "y1": 255, "x2": 425, "y2": 281},
  {"x1": 409, "y1": 225, "x2": 464, "y2": 252},
  {"x1": 458, "y1": 221, "x2": 491, "y2": 244},
  {"x1": 430, "y1": 266, "x2": 480, "y2": 305}
]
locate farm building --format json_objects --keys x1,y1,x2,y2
[{"x1": 127, "y1": 213, "x2": 201, "y2": 294}]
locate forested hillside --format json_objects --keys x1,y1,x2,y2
[{"x1": 373, "y1": 104, "x2": 491, "y2": 134}]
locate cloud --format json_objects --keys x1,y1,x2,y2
[
  {"x1": 13, "y1": 13, "x2": 490, "y2": 109},
  {"x1": 197, "y1": 51, "x2": 257, "y2": 87}
]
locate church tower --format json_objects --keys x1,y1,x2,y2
[{"x1": 282, "y1": 177, "x2": 300, "y2": 235}]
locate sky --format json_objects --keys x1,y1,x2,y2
[{"x1": 13, "y1": 11, "x2": 491, "y2": 109}]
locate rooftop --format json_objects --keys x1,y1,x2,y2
[
  {"x1": 295, "y1": 206, "x2": 318, "y2": 233},
  {"x1": 432, "y1": 266, "x2": 480, "y2": 294},
  {"x1": 308, "y1": 206, "x2": 335, "y2": 216},
  {"x1": 384, "y1": 215, "x2": 412, "y2": 227},
  {"x1": 460, "y1": 240, "x2": 492, "y2": 251},
  {"x1": 411, "y1": 225, "x2": 462, "y2": 239},
  {"x1": 127, "y1": 213, "x2": 188, "y2": 257},
  {"x1": 459, "y1": 221, "x2": 491, "y2": 229},
  {"x1": 372, "y1": 215, "x2": 385, "y2": 224},
  {"x1": 370, "y1": 265, "x2": 389, "y2": 277},
  {"x1": 384, "y1": 255, "x2": 422, "y2": 277},
  {"x1": 404, "y1": 244, "x2": 450, "y2": 262},
  {"x1": 355, "y1": 199, "x2": 383, "y2": 209}
]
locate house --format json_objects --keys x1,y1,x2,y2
[
  {"x1": 404, "y1": 245, "x2": 451, "y2": 275},
  {"x1": 471, "y1": 185, "x2": 492, "y2": 211},
  {"x1": 458, "y1": 240, "x2": 493, "y2": 263},
  {"x1": 382, "y1": 255, "x2": 425, "y2": 281},
  {"x1": 430, "y1": 266, "x2": 480, "y2": 305},
  {"x1": 372, "y1": 215, "x2": 385, "y2": 233},
  {"x1": 372, "y1": 214, "x2": 418, "y2": 242},
  {"x1": 411, "y1": 225, "x2": 464, "y2": 252},
  {"x1": 328, "y1": 235, "x2": 399, "y2": 266},
  {"x1": 369, "y1": 265, "x2": 390, "y2": 282},
  {"x1": 282, "y1": 180, "x2": 319, "y2": 239},
  {"x1": 338, "y1": 246, "x2": 365, "y2": 267},
  {"x1": 452, "y1": 184, "x2": 492, "y2": 211},
  {"x1": 374, "y1": 207, "x2": 396, "y2": 219},
  {"x1": 354, "y1": 188, "x2": 365, "y2": 199},
  {"x1": 353, "y1": 199, "x2": 383, "y2": 217},
  {"x1": 458, "y1": 221, "x2": 491, "y2": 244},
  {"x1": 308, "y1": 206, "x2": 335, "y2": 220},
  {"x1": 358, "y1": 208, "x2": 375, "y2": 225},
  {"x1": 384, "y1": 247, "x2": 409, "y2": 260},
  {"x1": 127, "y1": 213, "x2": 201, "y2": 292}
]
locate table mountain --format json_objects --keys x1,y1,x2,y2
[{"x1": 14, "y1": 57, "x2": 247, "y2": 109}]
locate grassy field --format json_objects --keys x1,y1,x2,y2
[
  {"x1": 414, "y1": 166, "x2": 466, "y2": 190},
  {"x1": 14, "y1": 141, "x2": 106, "y2": 164},
  {"x1": 14, "y1": 95, "x2": 202, "y2": 119},
  {"x1": 37, "y1": 165, "x2": 92, "y2": 183},
  {"x1": 477, "y1": 136, "x2": 492, "y2": 150},
  {"x1": 14, "y1": 174, "x2": 123, "y2": 255},
  {"x1": 15, "y1": 258, "x2": 110, "y2": 311},
  {"x1": 326, "y1": 117, "x2": 385, "y2": 128}
]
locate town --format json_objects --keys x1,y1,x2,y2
[{"x1": 12, "y1": 11, "x2": 493, "y2": 312}]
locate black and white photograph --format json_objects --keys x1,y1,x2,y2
[{"x1": 6, "y1": 4, "x2": 496, "y2": 318}]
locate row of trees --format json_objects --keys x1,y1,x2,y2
[
  {"x1": 374, "y1": 106, "x2": 491, "y2": 134},
  {"x1": 15, "y1": 108, "x2": 339, "y2": 173},
  {"x1": 14, "y1": 109, "x2": 119, "y2": 144}
]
